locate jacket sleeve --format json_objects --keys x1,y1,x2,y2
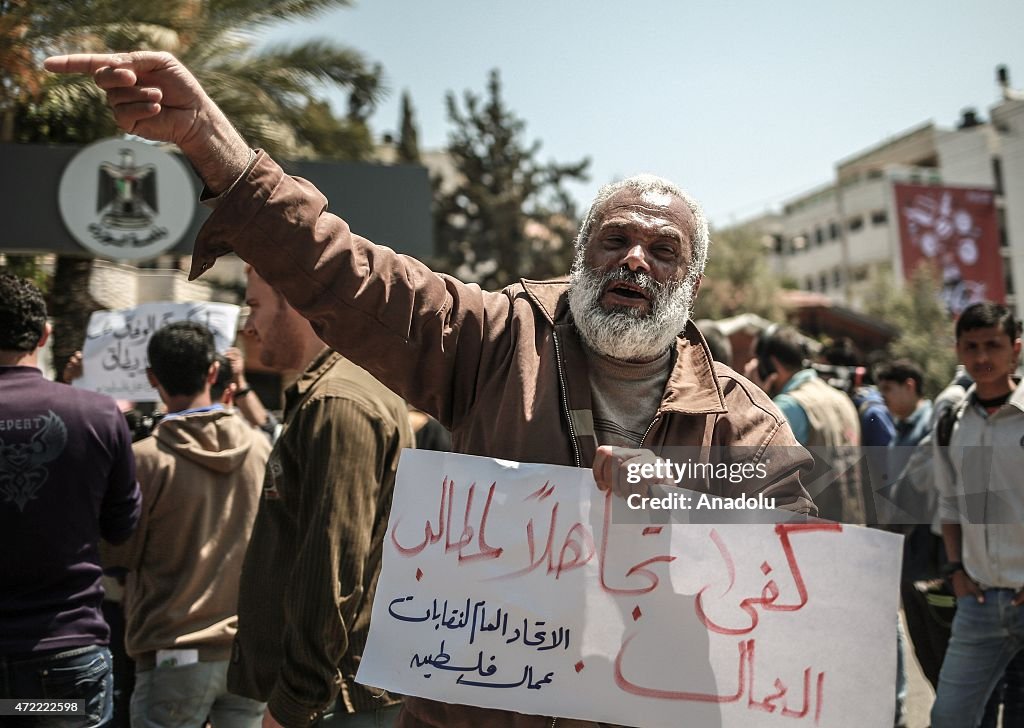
[
  {"x1": 101, "y1": 438, "x2": 161, "y2": 570},
  {"x1": 752, "y1": 418, "x2": 817, "y2": 516},
  {"x1": 98, "y1": 405, "x2": 141, "y2": 545},
  {"x1": 714, "y1": 373, "x2": 816, "y2": 516},
  {"x1": 267, "y1": 395, "x2": 400, "y2": 727},
  {"x1": 933, "y1": 421, "x2": 960, "y2": 525},
  {"x1": 191, "y1": 151, "x2": 508, "y2": 431}
]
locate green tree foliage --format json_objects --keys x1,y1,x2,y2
[
  {"x1": 396, "y1": 89, "x2": 420, "y2": 164},
  {"x1": 2, "y1": 0, "x2": 384, "y2": 376},
  {"x1": 863, "y1": 263, "x2": 957, "y2": 399},
  {"x1": 0, "y1": 253, "x2": 48, "y2": 291},
  {"x1": 5, "y1": 2, "x2": 385, "y2": 157},
  {"x1": 297, "y1": 98, "x2": 374, "y2": 162},
  {"x1": 692, "y1": 225, "x2": 785, "y2": 322},
  {"x1": 434, "y1": 70, "x2": 589, "y2": 289}
]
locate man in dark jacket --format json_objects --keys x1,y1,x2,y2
[
  {"x1": 0, "y1": 272, "x2": 141, "y2": 726},
  {"x1": 230, "y1": 269, "x2": 413, "y2": 727}
]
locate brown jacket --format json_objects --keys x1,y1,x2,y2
[
  {"x1": 192, "y1": 151, "x2": 815, "y2": 728},
  {"x1": 228, "y1": 350, "x2": 414, "y2": 727}
]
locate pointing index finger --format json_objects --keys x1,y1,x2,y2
[{"x1": 44, "y1": 53, "x2": 131, "y2": 74}]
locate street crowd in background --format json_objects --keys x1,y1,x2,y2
[{"x1": 2, "y1": 49, "x2": 1024, "y2": 728}]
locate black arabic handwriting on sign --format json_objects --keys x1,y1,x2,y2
[
  {"x1": 388, "y1": 595, "x2": 570, "y2": 651},
  {"x1": 409, "y1": 640, "x2": 555, "y2": 691},
  {"x1": 87, "y1": 310, "x2": 175, "y2": 341},
  {"x1": 101, "y1": 340, "x2": 142, "y2": 375}
]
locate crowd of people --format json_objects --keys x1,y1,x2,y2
[{"x1": 0, "y1": 49, "x2": 1022, "y2": 728}]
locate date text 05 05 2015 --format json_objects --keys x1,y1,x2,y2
[{"x1": 0, "y1": 699, "x2": 85, "y2": 715}]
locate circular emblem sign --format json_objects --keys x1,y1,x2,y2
[{"x1": 58, "y1": 138, "x2": 195, "y2": 261}]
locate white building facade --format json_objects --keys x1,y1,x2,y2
[{"x1": 744, "y1": 79, "x2": 1024, "y2": 321}]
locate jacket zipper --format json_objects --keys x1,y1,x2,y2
[
  {"x1": 550, "y1": 720, "x2": 557, "y2": 728},
  {"x1": 552, "y1": 330, "x2": 581, "y2": 469},
  {"x1": 640, "y1": 415, "x2": 661, "y2": 447}
]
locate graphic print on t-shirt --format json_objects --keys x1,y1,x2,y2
[{"x1": 0, "y1": 411, "x2": 68, "y2": 511}]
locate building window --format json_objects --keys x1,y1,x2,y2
[
  {"x1": 848, "y1": 216, "x2": 864, "y2": 232},
  {"x1": 815, "y1": 227, "x2": 824, "y2": 245},
  {"x1": 993, "y1": 156, "x2": 1004, "y2": 196},
  {"x1": 870, "y1": 210, "x2": 888, "y2": 226},
  {"x1": 833, "y1": 268, "x2": 842, "y2": 288},
  {"x1": 819, "y1": 273, "x2": 828, "y2": 291},
  {"x1": 829, "y1": 222, "x2": 840, "y2": 240},
  {"x1": 805, "y1": 276, "x2": 814, "y2": 291}
]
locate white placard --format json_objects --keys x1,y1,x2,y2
[
  {"x1": 358, "y1": 450, "x2": 902, "y2": 728},
  {"x1": 75, "y1": 302, "x2": 240, "y2": 402}
]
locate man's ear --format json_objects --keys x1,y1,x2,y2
[
  {"x1": 146, "y1": 368, "x2": 160, "y2": 388},
  {"x1": 692, "y1": 274, "x2": 703, "y2": 297},
  {"x1": 206, "y1": 359, "x2": 221, "y2": 386},
  {"x1": 37, "y1": 322, "x2": 51, "y2": 350}
]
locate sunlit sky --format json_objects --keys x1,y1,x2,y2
[{"x1": 260, "y1": 0, "x2": 1024, "y2": 226}]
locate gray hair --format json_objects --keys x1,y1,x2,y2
[{"x1": 573, "y1": 174, "x2": 710, "y2": 277}]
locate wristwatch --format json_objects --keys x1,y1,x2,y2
[
  {"x1": 234, "y1": 386, "x2": 253, "y2": 398},
  {"x1": 941, "y1": 561, "x2": 965, "y2": 578}
]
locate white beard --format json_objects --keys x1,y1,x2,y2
[{"x1": 568, "y1": 262, "x2": 697, "y2": 362}]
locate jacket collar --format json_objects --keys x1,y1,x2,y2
[
  {"x1": 285, "y1": 347, "x2": 341, "y2": 418},
  {"x1": 964, "y1": 378, "x2": 1024, "y2": 414},
  {"x1": 520, "y1": 278, "x2": 727, "y2": 416}
]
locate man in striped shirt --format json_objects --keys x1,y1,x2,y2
[{"x1": 229, "y1": 268, "x2": 414, "y2": 727}]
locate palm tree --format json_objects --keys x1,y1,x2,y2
[{"x1": 2, "y1": 0, "x2": 384, "y2": 376}]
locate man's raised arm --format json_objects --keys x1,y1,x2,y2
[{"x1": 44, "y1": 52, "x2": 250, "y2": 193}]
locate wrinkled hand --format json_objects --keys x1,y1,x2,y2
[
  {"x1": 45, "y1": 52, "x2": 209, "y2": 148},
  {"x1": 743, "y1": 357, "x2": 778, "y2": 395},
  {"x1": 950, "y1": 570, "x2": 985, "y2": 603},
  {"x1": 592, "y1": 446, "x2": 666, "y2": 499},
  {"x1": 44, "y1": 51, "x2": 249, "y2": 192},
  {"x1": 62, "y1": 350, "x2": 84, "y2": 383}
]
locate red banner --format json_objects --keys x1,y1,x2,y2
[{"x1": 893, "y1": 183, "x2": 1003, "y2": 314}]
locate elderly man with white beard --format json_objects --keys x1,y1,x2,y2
[{"x1": 47, "y1": 51, "x2": 816, "y2": 728}]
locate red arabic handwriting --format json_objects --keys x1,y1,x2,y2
[
  {"x1": 391, "y1": 478, "x2": 504, "y2": 563},
  {"x1": 614, "y1": 635, "x2": 825, "y2": 722},
  {"x1": 695, "y1": 522, "x2": 843, "y2": 635},
  {"x1": 391, "y1": 478, "x2": 675, "y2": 590}
]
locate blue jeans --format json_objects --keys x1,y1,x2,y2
[
  {"x1": 932, "y1": 589, "x2": 1024, "y2": 728},
  {"x1": 131, "y1": 660, "x2": 264, "y2": 728},
  {"x1": 0, "y1": 645, "x2": 113, "y2": 727},
  {"x1": 317, "y1": 703, "x2": 402, "y2": 727}
]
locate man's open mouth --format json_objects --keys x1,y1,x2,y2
[{"x1": 603, "y1": 281, "x2": 651, "y2": 302}]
